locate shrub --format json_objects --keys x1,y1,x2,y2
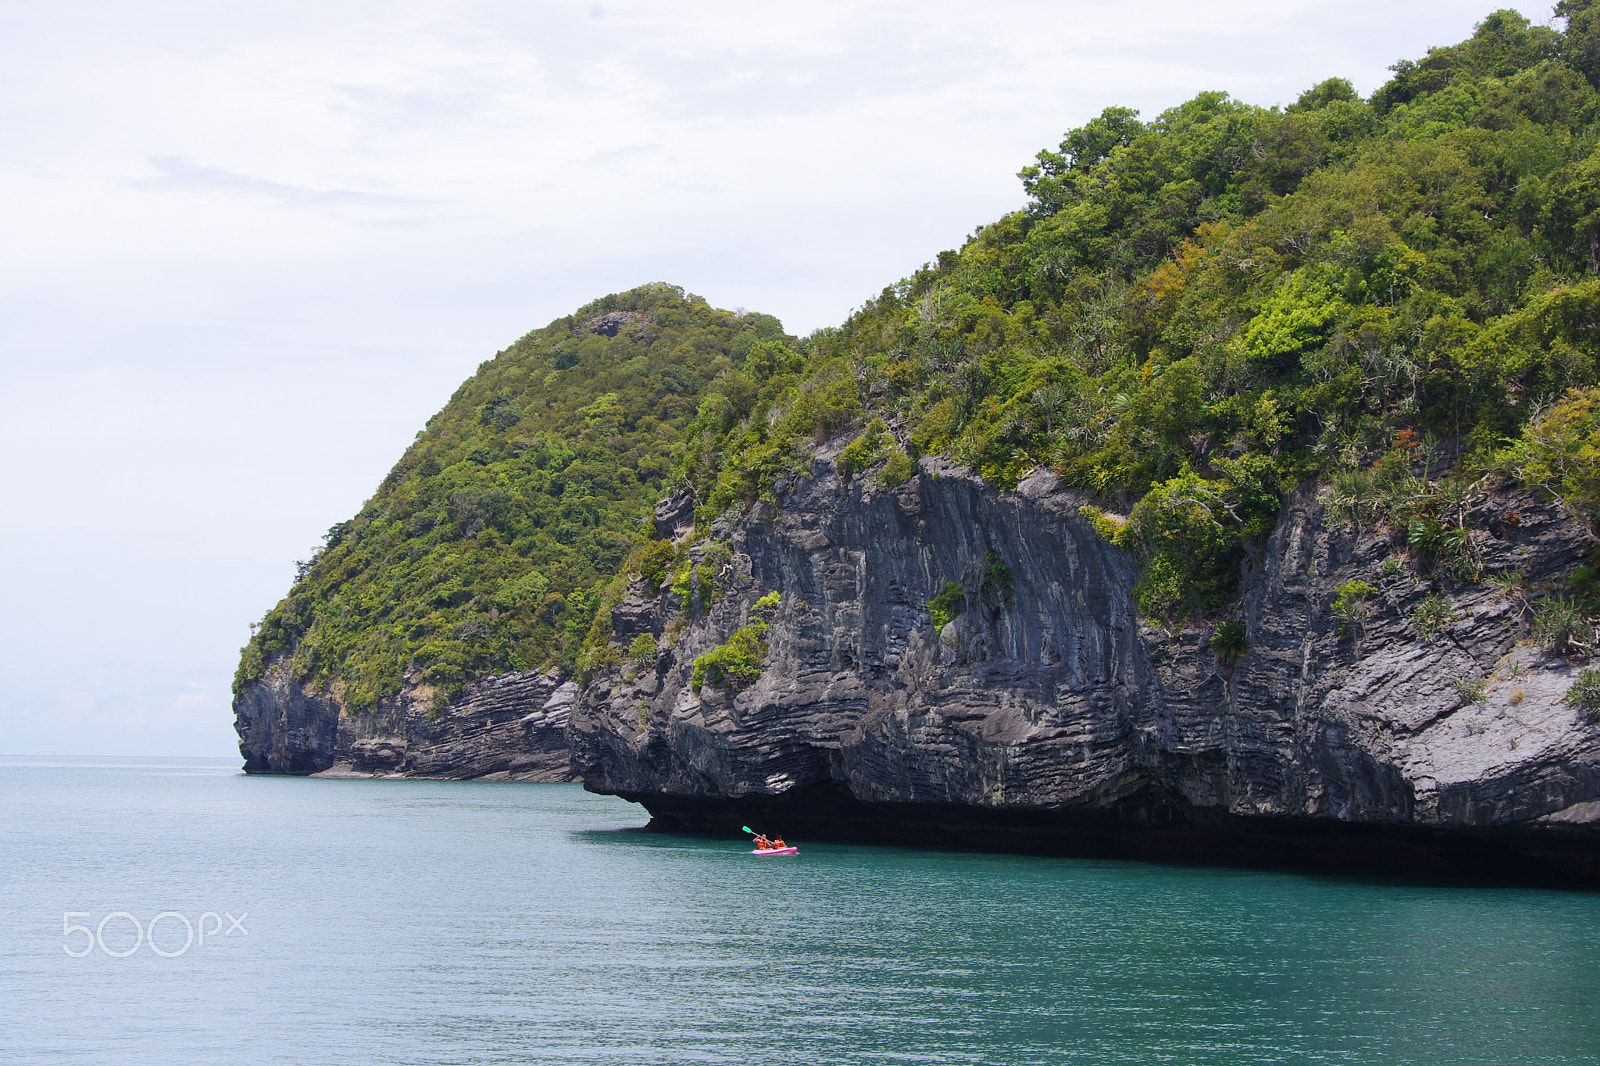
[
  {"x1": 1124, "y1": 467, "x2": 1239, "y2": 622},
  {"x1": 1409, "y1": 594, "x2": 1456, "y2": 641},
  {"x1": 1210, "y1": 620, "x2": 1248, "y2": 667},
  {"x1": 981, "y1": 552, "x2": 1014, "y2": 603},
  {"x1": 1451, "y1": 675, "x2": 1487, "y2": 704},
  {"x1": 1566, "y1": 667, "x2": 1600, "y2": 719},
  {"x1": 670, "y1": 563, "x2": 695, "y2": 613},
  {"x1": 1573, "y1": 564, "x2": 1600, "y2": 614},
  {"x1": 837, "y1": 419, "x2": 889, "y2": 481},
  {"x1": 1406, "y1": 518, "x2": 1452, "y2": 558},
  {"x1": 232, "y1": 283, "x2": 783, "y2": 699},
  {"x1": 1400, "y1": 517, "x2": 1481, "y2": 582},
  {"x1": 690, "y1": 621, "x2": 770, "y2": 692},
  {"x1": 492, "y1": 570, "x2": 549, "y2": 612},
  {"x1": 879, "y1": 447, "x2": 916, "y2": 487},
  {"x1": 1079, "y1": 505, "x2": 1132, "y2": 548},
  {"x1": 671, "y1": 545, "x2": 727, "y2": 615},
  {"x1": 628, "y1": 633, "x2": 657, "y2": 667},
  {"x1": 1486, "y1": 569, "x2": 1526, "y2": 598},
  {"x1": 639, "y1": 540, "x2": 677, "y2": 591},
  {"x1": 753, "y1": 591, "x2": 782, "y2": 616},
  {"x1": 1332, "y1": 579, "x2": 1378, "y2": 634},
  {"x1": 1533, "y1": 596, "x2": 1592, "y2": 656},
  {"x1": 243, "y1": 24, "x2": 1600, "y2": 712},
  {"x1": 928, "y1": 581, "x2": 966, "y2": 630},
  {"x1": 1322, "y1": 469, "x2": 1378, "y2": 536},
  {"x1": 1502, "y1": 385, "x2": 1600, "y2": 538}
]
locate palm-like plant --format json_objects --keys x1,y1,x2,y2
[{"x1": 1210, "y1": 620, "x2": 1249, "y2": 678}]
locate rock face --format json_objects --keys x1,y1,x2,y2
[
  {"x1": 235, "y1": 669, "x2": 578, "y2": 781},
  {"x1": 570, "y1": 447, "x2": 1600, "y2": 886}
]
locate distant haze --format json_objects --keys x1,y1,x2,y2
[{"x1": 0, "y1": 0, "x2": 1549, "y2": 756}]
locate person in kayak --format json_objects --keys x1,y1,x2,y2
[
  {"x1": 770, "y1": 836, "x2": 786, "y2": 850},
  {"x1": 753, "y1": 834, "x2": 773, "y2": 850}
]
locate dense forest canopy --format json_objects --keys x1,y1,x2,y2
[{"x1": 238, "y1": 5, "x2": 1600, "y2": 708}]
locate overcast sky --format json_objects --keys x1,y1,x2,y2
[{"x1": 0, "y1": 0, "x2": 1551, "y2": 757}]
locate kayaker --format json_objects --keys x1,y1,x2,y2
[
  {"x1": 771, "y1": 836, "x2": 786, "y2": 849},
  {"x1": 754, "y1": 834, "x2": 772, "y2": 850}
]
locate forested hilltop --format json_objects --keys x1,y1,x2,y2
[
  {"x1": 236, "y1": 287, "x2": 798, "y2": 709},
  {"x1": 239, "y1": 5, "x2": 1600, "y2": 714},
  {"x1": 681, "y1": 5, "x2": 1600, "y2": 625}
]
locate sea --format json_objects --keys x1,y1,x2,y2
[{"x1": 3, "y1": 755, "x2": 1597, "y2": 1064}]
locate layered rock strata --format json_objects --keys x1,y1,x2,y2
[
  {"x1": 571, "y1": 447, "x2": 1600, "y2": 885},
  {"x1": 235, "y1": 669, "x2": 578, "y2": 781}
]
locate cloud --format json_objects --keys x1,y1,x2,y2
[
  {"x1": 131, "y1": 155, "x2": 432, "y2": 213},
  {"x1": 584, "y1": 143, "x2": 671, "y2": 168}
]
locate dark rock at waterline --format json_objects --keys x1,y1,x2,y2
[{"x1": 570, "y1": 447, "x2": 1600, "y2": 886}]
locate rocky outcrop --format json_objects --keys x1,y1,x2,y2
[
  {"x1": 571, "y1": 446, "x2": 1600, "y2": 886},
  {"x1": 235, "y1": 669, "x2": 577, "y2": 781}
]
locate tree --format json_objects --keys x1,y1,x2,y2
[
  {"x1": 1019, "y1": 106, "x2": 1145, "y2": 214},
  {"x1": 1505, "y1": 386, "x2": 1600, "y2": 538},
  {"x1": 1559, "y1": 0, "x2": 1600, "y2": 88}
]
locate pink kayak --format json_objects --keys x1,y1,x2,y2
[{"x1": 751, "y1": 846, "x2": 798, "y2": 856}]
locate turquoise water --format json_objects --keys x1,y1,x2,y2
[{"x1": 3, "y1": 757, "x2": 1598, "y2": 1064}]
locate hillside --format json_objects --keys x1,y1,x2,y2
[
  {"x1": 239, "y1": 8, "x2": 1600, "y2": 883},
  {"x1": 235, "y1": 284, "x2": 797, "y2": 712},
  {"x1": 679, "y1": 8, "x2": 1600, "y2": 626}
]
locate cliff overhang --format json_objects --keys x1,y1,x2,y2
[{"x1": 572, "y1": 454, "x2": 1600, "y2": 886}]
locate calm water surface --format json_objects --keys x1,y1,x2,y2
[{"x1": 3, "y1": 756, "x2": 1597, "y2": 1064}]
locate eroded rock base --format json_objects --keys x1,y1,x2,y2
[{"x1": 619, "y1": 784, "x2": 1600, "y2": 889}]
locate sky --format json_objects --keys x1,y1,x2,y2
[{"x1": 0, "y1": 0, "x2": 1553, "y2": 757}]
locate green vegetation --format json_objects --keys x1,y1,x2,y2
[
  {"x1": 668, "y1": 540, "x2": 729, "y2": 618},
  {"x1": 1504, "y1": 387, "x2": 1600, "y2": 537},
  {"x1": 1534, "y1": 595, "x2": 1594, "y2": 654},
  {"x1": 1452, "y1": 675, "x2": 1489, "y2": 703},
  {"x1": 690, "y1": 621, "x2": 770, "y2": 692},
  {"x1": 1410, "y1": 593, "x2": 1458, "y2": 641},
  {"x1": 1572, "y1": 562, "x2": 1600, "y2": 611},
  {"x1": 753, "y1": 591, "x2": 782, "y2": 616},
  {"x1": 980, "y1": 552, "x2": 1015, "y2": 602},
  {"x1": 240, "y1": 8, "x2": 1600, "y2": 710},
  {"x1": 838, "y1": 419, "x2": 890, "y2": 481},
  {"x1": 1210, "y1": 620, "x2": 1249, "y2": 668},
  {"x1": 1566, "y1": 665, "x2": 1600, "y2": 717},
  {"x1": 639, "y1": 540, "x2": 677, "y2": 592},
  {"x1": 628, "y1": 633, "x2": 658, "y2": 668},
  {"x1": 928, "y1": 582, "x2": 966, "y2": 630},
  {"x1": 235, "y1": 284, "x2": 793, "y2": 708},
  {"x1": 1333, "y1": 579, "x2": 1380, "y2": 634},
  {"x1": 880, "y1": 448, "x2": 917, "y2": 486},
  {"x1": 672, "y1": 7, "x2": 1600, "y2": 624}
]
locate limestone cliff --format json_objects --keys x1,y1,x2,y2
[
  {"x1": 570, "y1": 444, "x2": 1600, "y2": 885},
  {"x1": 234, "y1": 669, "x2": 577, "y2": 781}
]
